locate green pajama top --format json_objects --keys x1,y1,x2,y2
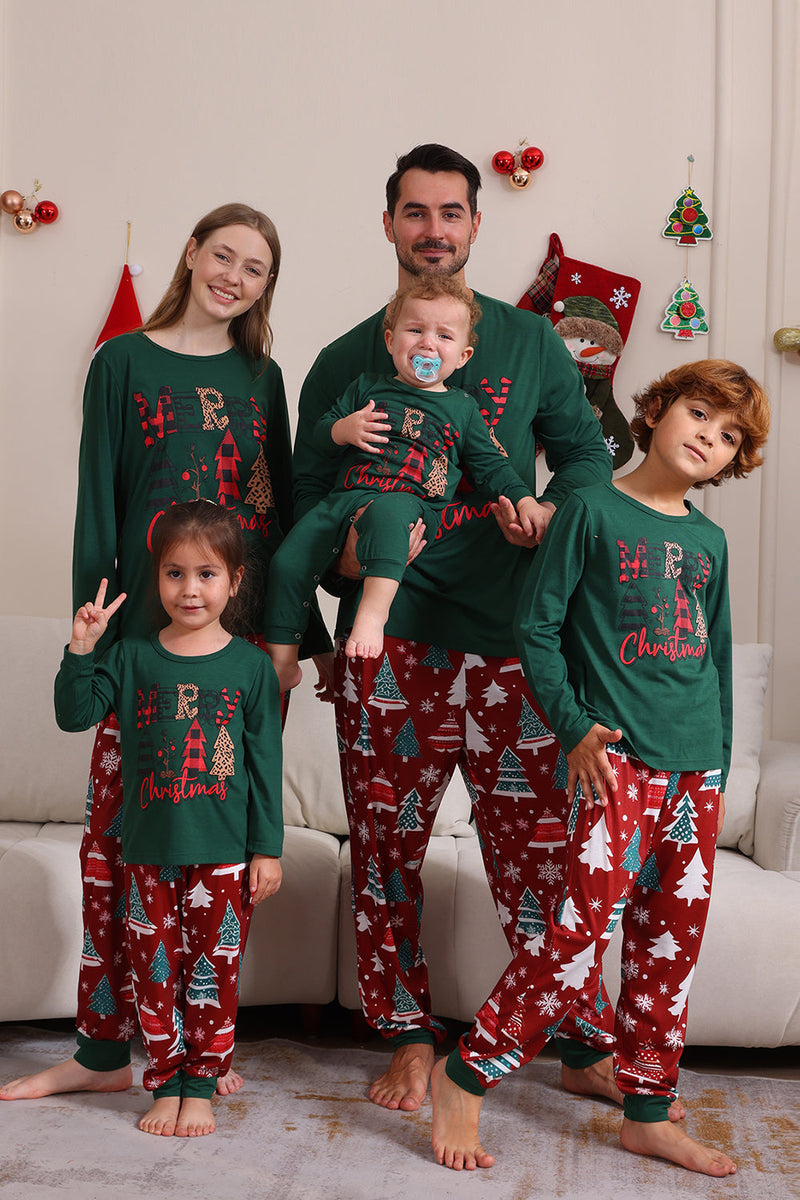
[
  {"x1": 294, "y1": 294, "x2": 611, "y2": 655},
  {"x1": 514, "y1": 483, "x2": 733, "y2": 785},
  {"x1": 54, "y1": 635, "x2": 283, "y2": 865}
]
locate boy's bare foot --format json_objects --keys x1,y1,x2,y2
[
  {"x1": 430, "y1": 1058, "x2": 495, "y2": 1171},
  {"x1": 215, "y1": 1067, "x2": 243, "y2": 1096},
  {"x1": 175, "y1": 1096, "x2": 216, "y2": 1137},
  {"x1": 369, "y1": 1041, "x2": 435, "y2": 1111},
  {"x1": 621, "y1": 1117, "x2": 736, "y2": 1176},
  {"x1": 345, "y1": 614, "x2": 385, "y2": 660},
  {"x1": 561, "y1": 1058, "x2": 686, "y2": 1121},
  {"x1": 0, "y1": 1057, "x2": 133, "y2": 1101},
  {"x1": 139, "y1": 1096, "x2": 180, "y2": 1136}
]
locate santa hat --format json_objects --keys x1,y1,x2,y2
[
  {"x1": 94, "y1": 264, "x2": 143, "y2": 353},
  {"x1": 552, "y1": 296, "x2": 624, "y2": 358}
]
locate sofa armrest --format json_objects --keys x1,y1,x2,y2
[{"x1": 752, "y1": 740, "x2": 800, "y2": 873}]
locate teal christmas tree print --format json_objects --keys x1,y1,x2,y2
[
  {"x1": 213, "y1": 900, "x2": 241, "y2": 964},
  {"x1": 149, "y1": 941, "x2": 172, "y2": 985},
  {"x1": 636, "y1": 852, "x2": 662, "y2": 892},
  {"x1": 186, "y1": 953, "x2": 221, "y2": 1009},
  {"x1": 88, "y1": 974, "x2": 117, "y2": 1016},
  {"x1": 368, "y1": 656, "x2": 408, "y2": 715}
]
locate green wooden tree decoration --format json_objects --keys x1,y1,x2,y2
[{"x1": 662, "y1": 186, "x2": 713, "y2": 245}]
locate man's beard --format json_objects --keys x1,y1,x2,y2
[{"x1": 396, "y1": 238, "x2": 471, "y2": 277}]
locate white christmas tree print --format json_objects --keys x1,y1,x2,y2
[
  {"x1": 483, "y1": 680, "x2": 507, "y2": 707},
  {"x1": 187, "y1": 879, "x2": 214, "y2": 909},
  {"x1": 675, "y1": 848, "x2": 710, "y2": 904},
  {"x1": 557, "y1": 892, "x2": 583, "y2": 932},
  {"x1": 447, "y1": 664, "x2": 467, "y2": 708},
  {"x1": 669, "y1": 966, "x2": 695, "y2": 1017},
  {"x1": 465, "y1": 710, "x2": 491, "y2": 755},
  {"x1": 648, "y1": 930, "x2": 681, "y2": 960},
  {"x1": 554, "y1": 943, "x2": 596, "y2": 991},
  {"x1": 578, "y1": 812, "x2": 613, "y2": 873}
]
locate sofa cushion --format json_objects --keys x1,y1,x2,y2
[{"x1": 719, "y1": 643, "x2": 772, "y2": 855}]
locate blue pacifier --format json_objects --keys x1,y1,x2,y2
[{"x1": 412, "y1": 354, "x2": 442, "y2": 382}]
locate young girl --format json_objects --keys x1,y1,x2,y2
[
  {"x1": 55, "y1": 501, "x2": 283, "y2": 1137},
  {"x1": 1, "y1": 204, "x2": 330, "y2": 1108}
]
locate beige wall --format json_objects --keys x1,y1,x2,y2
[{"x1": 1, "y1": 0, "x2": 795, "y2": 734}]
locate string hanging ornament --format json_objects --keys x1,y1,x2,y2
[
  {"x1": 0, "y1": 179, "x2": 59, "y2": 234},
  {"x1": 491, "y1": 139, "x2": 545, "y2": 191}
]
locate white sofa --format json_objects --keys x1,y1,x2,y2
[{"x1": 1, "y1": 617, "x2": 799, "y2": 1047}]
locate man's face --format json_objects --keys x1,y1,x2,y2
[{"x1": 383, "y1": 168, "x2": 481, "y2": 279}]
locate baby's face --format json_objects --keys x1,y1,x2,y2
[{"x1": 385, "y1": 295, "x2": 473, "y2": 389}]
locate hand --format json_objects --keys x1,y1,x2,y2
[
  {"x1": 717, "y1": 792, "x2": 726, "y2": 838},
  {"x1": 249, "y1": 854, "x2": 282, "y2": 904},
  {"x1": 331, "y1": 399, "x2": 391, "y2": 453},
  {"x1": 312, "y1": 652, "x2": 335, "y2": 703},
  {"x1": 491, "y1": 495, "x2": 556, "y2": 548},
  {"x1": 336, "y1": 509, "x2": 427, "y2": 579},
  {"x1": 69, "y1": 579, "x2": 126, "y2": 654},
  {"x1": 567, "y1": 723, "x2": 622, "y2": 806}
]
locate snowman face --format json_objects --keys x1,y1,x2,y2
[{"x1": 562, "y1": 335, "x2": 617, "y2": 367}]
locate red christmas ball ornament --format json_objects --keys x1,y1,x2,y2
[
  {"x1": 34, "y1": 199, "x2": 59, "y2": 224},
  {"x1": 1, "y1": 189, "x2": 25, "y2": 214},
  {"x1": 492, "y1": 150, "x2": 515, "y2": 175},
  {"x1": 520, "y1": 146, "x2": 544, "y2": 171},
  {"x1": 13, "y1": 208, "x2": 37, "y2": 233}
]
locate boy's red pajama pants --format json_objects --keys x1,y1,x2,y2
[
  {"x1": 450, "y1": 745, "x2": 719, "y2": 1114},
  {"x1": 124, "y1": 862, "x2": 253, "y2": 1094},
  {"x1": 334, "y1": 636, "x2": 615, "y2": 1055}
]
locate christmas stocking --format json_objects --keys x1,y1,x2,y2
[{"x1": 519, "y1": 233, "x2": 641, "y2": 468}]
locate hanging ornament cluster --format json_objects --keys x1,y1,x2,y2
[
  {"x1": 660, "y1": 156, "x2": 712, "y2": 340},
  {"x1": 0, "y1": 180, "x2": 59, "y2": 234},
  {"x1": 491, "y1": 140, "x2": 545, "y2": 191}
]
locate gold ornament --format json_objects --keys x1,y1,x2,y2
[
  {"x1": 509, "y1": 167, "x2": 531, "y2": 190},
  {"x1": 1, "y1": 189, "x2": 24, "y2": 214},
  {"x1": 13, "y1": 208, "x2": 37, "y2": 233}
]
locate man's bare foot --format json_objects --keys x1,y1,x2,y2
[
  {"x1": 215, "y1": 1067, "x2": 243, "y2": 1096},
  {"x1": 175, "y1": 1096, "x2": 216, "y2": 1137},
  {"x1": 561, "y1": 1058, "x2": 685, "y2": 1121},
  {"x1": 0, "y1": 1057, "x2": 133, "y2": 1101},
  {"x1": 139, "y1": 1096, "x2": 180, "y2": 1136},
  {"x1": 430, "y1": 1058, "x2": 495, "y2": 1171},
  {"x1": 369, "y1": 1041, "x2": 435, "y2": 1111},
  {"x1": 345, "y1": 614, "x2": 385, "y2": 660},
  {"x1": 621, "y1": 1117, "x2": 736, "y2": 1176}
]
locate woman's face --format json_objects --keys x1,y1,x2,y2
[{"x1": 184, "y1": 223, "x2": 273, "y2": 326}]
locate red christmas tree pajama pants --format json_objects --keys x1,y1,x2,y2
[{"x1": 334, "y1": 635, "x2": 615, "y2": 1056}]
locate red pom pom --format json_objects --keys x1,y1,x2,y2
[
  {"x1": 520, "y1": 146, "x2": 544, "y2": 171},
  {"x1": 492, "y1": 150, "x2": 515, "y2": 175}
]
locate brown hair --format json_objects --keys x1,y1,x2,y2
[
  {"x1": 383, "y1": 277, "x2": 481, "y2": 346},
  {"x1": 630, "y1": 359, "x2": 770, "y2": 487},
  {"x1": 150, "y1": 500, "x2": 251, "y2": 633},
  {"x1": 142, "y1": 203, "x2": 281, "y2": 366},
  {"x1": 385, "y1": 144, "x2": 482, "y2": 219}
]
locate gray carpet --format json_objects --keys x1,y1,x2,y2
[{"x1": 1, "y1": 1027, "x2": 797, "y2": 1200}]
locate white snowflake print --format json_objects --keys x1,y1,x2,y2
[
  {"x1": 622, "y1": 958, "x2": 639, "y2": 981},
  {"x1": 610, "y1": 286, "x2": 631, "y2": 309},
  {"x1": 419, "y1": 699, "x2": 435, "y2": 714},
  {"x1": 538, "y1": 859, "x2": 563, "y2": 886},
  {"x1": 620, "y1": 1011, "x2": 637, "y2": 1033},
  {"x1": 162, "y1": 913, "x2": 177, "y2": 929},
  {"x1": 357, "y1": 821, "x2": 370, "y2": 843},
  {"x1": 504, "y1": 863, "x2": 522, "y2": 883},
  {"x1": 632, "y1": 905, "x2": 649, "y2": 925},
  {"x1": 659, "y1": 982, "x2": 669, "y2": 995},
  {"x1": 501, "y1": 821, "x2": 513, "y2": 834},
  {"x1": 420, "y1": 765, "x2": 441, "y2": 786},
  {"x1": 605, "y1": 435, "x2": 619, "y2": 456},
  {"x1": 634, "y1": 993, "x2": 654, "y2": 1012},
  {"x1": 145, "y1": 872, "x2": 158, "y2": 889},
  {"x1": 571, "y1": 272, "x2": 582, "y2": 284},
  {"x1": 536, "y1": 991, "x2": 560, "y2": 1017},
  {"x1": 389, "y1": 847, "x2": 402, "y2": 860},
  {"x1": 99, "y1": 911, "x2": 111, "y2": 927},
  {"x1": 589, "y1": 897, "x2": 603, "y2": 912},
  {"x1": 119, "y1": 1018, "x2": 136, "y2": 1040},
  {"x1": 100, "y1": 749, "x2": 120, "y2": 775},
  {"x1": 665, "y1": 1026, "x2": 684, "y2": 1051},
  {"x1": 354, "y1": 780, "x2": 368, "y2": 794},
  {"x1": 688, "y1": 924, "x2": 700, "y2": 937},
  {"x1": 626, "y1": 783, "x2": 638, "y2": 802}
]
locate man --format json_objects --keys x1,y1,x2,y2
[{"x1": 294, "y1": 144, "x2": 619, "y2": 1121}]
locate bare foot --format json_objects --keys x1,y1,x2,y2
[
  {"x1": 139, "y1": 1096, "x2": 180, "y2": 1136},
  {"x1": 175, "y1": 1096, "x2": 216, "y2": 1137},
  {"x1": 430, "y1": 1058, "x2": 495, "y2": 1171},
  {"x1": 561, "y1": 1058, "x2": 685, "y2": 1121},
  {"x1": 215, "y1": 1067, "x2": 243, "y2": 1096},
  {"x1": 0, "y1": 1057, "x2": 133, "y2": 1101},
  {"x1": 345, "y1": 616, "x2": 384, "y2": 660},
  {"x1": 369, "y1": 1042, "x2": 435, "y2": 1111},
  {"x1": 621, "y1": 1117, "x2": 736, "y2": 1176}
]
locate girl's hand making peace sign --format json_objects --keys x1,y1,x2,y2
[{"x1": 69, "y1": 579, "x2": 127, "y2": 655}]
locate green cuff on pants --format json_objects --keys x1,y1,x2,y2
[{"x1": 74, "y1": 1032, "x2": 131, "y2": 1072}]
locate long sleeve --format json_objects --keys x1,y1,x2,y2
[
  {"x1": 458, "y1": 403, "x2": 533, "y2": 506},
  {"x1": 54, "y1": 644, "x2": 120, "y2": 732},
  {"x1": 703, "y1": 536, "x2": 733, "y2": 787},
  {"x1": 242, "y1": 658, "x2": 284, "y2": 857}
]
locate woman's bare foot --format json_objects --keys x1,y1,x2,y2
[
  {"x1": 139, "y1": 1096, "x2": 180, "y2": 1136},
  {"x1": 369, "y1": 1042, "x2": 435, "y2": 1111},
  {"x1": 621, "y1": 1117, "x2": 736, "y2": 1176},
  {"x1": 215, "y1": 1067, "x2": 243, "y2": 1096},
  {"x1": 0, "y1": 1057, "x2": 133, "y2": 1101},
  {"x1": 175, "y1": 1096, "x2": 216, "y2": 1137},
  {"x1": 561, "y1": 1058, "x2": 685, "y2": 1121},
  {"x1": 430, "y1": 1059, "x2": 495, "y2": 1171},
  {"x1": 345, "y1": 614, "x2": 385, "y2": 660}
]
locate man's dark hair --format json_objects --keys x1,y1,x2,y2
[{"x1": 385, "y1": 144, "x2": 482, "y2": 219}]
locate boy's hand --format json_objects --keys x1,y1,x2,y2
[
  {"x1": 331, "y1": 400, "x2": 391, "y2": 453},
  {"x1": 491, "y1": 495, "x2": 556, "y2": 547},
  {"x1": 567, "y1": 723, "x2": 622, "y2": 806},
  {"x1": 249, "y1": 855, "x2": 282, "y2": 904},
  {"x1": 69, "y1": 579, "x2": 126, "y2": 655}
]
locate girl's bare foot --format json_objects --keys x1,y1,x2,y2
[
  {"x1": 345, "y1": 613, "x2": 385, "y2": 660},
  {"x1": 561, "y1": 1059, "x2": 686, "y2": 1121},
  {"x1": 621, "y1": 1117, "x2": 736, "y2": 1176},
  {"x1": 369, "y1": 1042, "x2": 434, "y2": 1111},
  {"x1": 215, "y1": 1067, "x2": 243, "y2": 1096},
  {"x1": 430, "y1": 1058, "x2": 495, "y2": 1171},
  {"x1": 139, "y1": 1096, "x2": 180, "y2": 1136},
  {"x1": 0, "y1": 1058, "x2": 133, "y2": 1100},
  {"x1": 175, "y1": 1096, "x2": 216, "y2": 1137}
]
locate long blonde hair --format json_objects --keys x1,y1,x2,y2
[{"x1": 142, "y1": 203, "x2": 281, "y2": 365}]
